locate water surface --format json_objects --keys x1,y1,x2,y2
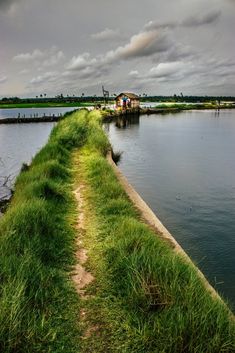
[
  {"x1": 106, "y1": 110, "x2": 235, "y2": 308},
  {"x1": 0, "y1": 107, "x2": 78, "y2": 119},
  {"x1": 0, "y1": 123, "x2": 54, "y2": 200}
]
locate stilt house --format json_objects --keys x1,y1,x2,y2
[{"x1": 115, "y1": 92, "x2": 140, "y2": 109}]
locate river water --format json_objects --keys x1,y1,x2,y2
[
  {"x1": 0, "y1": 122, "x2": 55, "y2": 200},
  {"x1": 0, "y1": 107, "x2": 78, "y2": 119},
  {"x1": 106, "y1": 110, "x2": 235, "y2": 308}
]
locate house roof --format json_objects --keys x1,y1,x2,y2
[{"x1": 116, "y1": 92, "x2": 140, "y2": 100}]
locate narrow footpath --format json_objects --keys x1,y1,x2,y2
[{"x1": 71, "y1": 153, "x2": 115, "y2": 353}]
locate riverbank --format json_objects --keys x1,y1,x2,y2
[{"x1": 0, "y1": 109, "x2": 234, "y2": 352}]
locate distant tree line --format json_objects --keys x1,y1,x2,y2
[
  {"x1": 0, "y1": 95, "x2": 235, "y2": 104},
  {"x1": 140, "y1": 95, "x2": 235, "y2": 103},
  {"x1": 0, "y1": 95, "x2": 100, "y2": 104}
]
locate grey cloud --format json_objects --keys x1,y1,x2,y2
[
  {"x1": 145, "y1": 9, "x2": 221, "y2": 31},
  {"x1": 129, "y1": 59, "x2": 206, "y2": 87},
  {"x1": 66, "y1": 28, "x2": 171, "y2": 78},
  {"x1": 0, "y1": 0, "x2": 15, "y2": 10},
  {"x1": 91, "y1": 28, "x2": 121, "y2": 41},
  {"x1": 131, "y1": 56, "x2": 235, "y2": 90},
  {"x1": 42, "y1": 50, "x2": 65, "y2": 67},
  {"x1": 64, "y1": 61, "x2": 108, "y2": 81},
  {"x1": 144, "y1": 20, "x2": 177, "y2": 31},
  {"x1": 0, "y1": 0, "x2": 25, "y2": 12},
  {"x1": 13, "y1": 49, "x2": 44, "y2": 62},
  {"x1": 13, "y1": 47, "x2": 65, "y2": 66},
  {"x1": 164, "y1": 45, "x2": 195, "y2": 62},
  {"x1": 19, "y1": 69, "x2": 30, "y2": 74},
  {"x1": 1, "y1": 0, "x2": 234, "y2": 96},
  {"x1": 77, "y1": 67, "x2": 108, "y2": 80},
  {"x1": 0, "y1": 75, "x2": 7, "y2": 83},
  {"x1": 182, "y1": 10, "x2": 221, "y2": 27},
  {"x1": 30, "y1": 71, "x2": 58, "y2": 85}
]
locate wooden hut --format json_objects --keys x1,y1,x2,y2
[{"x1": 115, "y1": 92, "x2": 140, "y2": 109}]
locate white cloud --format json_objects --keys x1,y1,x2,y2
[
  {"x1": 129, "y1": 70, "x2": 139, "y2": 76},
  {"x1": 105, "y1": 30, "x2": 169, "y2": 62},
  {"x1": 91, "y1": 28, "x2": 121, "y2": 41},
  {"x1": 66, "y1": 53, "x2": 97, "y2": 71},
  {"x1": 149, "y1": 62, "x2": 185, "y2": 78}
]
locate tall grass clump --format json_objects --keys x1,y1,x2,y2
[
  {"x1": 77, "y1": 111, "x2": 235, "y2": 353},
  {"x1": 0, "y1": 109, "x2": 92, "y2": 352}
]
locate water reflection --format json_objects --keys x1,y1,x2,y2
[{"x1": 115, "y1": 114, "x2": 140, "y2": 129}]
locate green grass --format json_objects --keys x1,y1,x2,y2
[
  {"x1": 0, "y1": 109, "x2": 234, "y2": 352},
  {"x1": 0, "y1": 102, "x2": 94, "y2": 109},
  {"x1": 0, "y1": 109, "x2": 92, "y2": 352}
]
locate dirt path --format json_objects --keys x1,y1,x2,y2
[
  {"x1": 71, "y1": 182, "x2": 103, "y2": 347},
  {"x1": 72, "y1": 185, "x2": 94, "y2": 297}
]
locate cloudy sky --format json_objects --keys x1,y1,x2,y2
[{"x1": 0, "y1": 0, "x2": 234, "y2": 97}]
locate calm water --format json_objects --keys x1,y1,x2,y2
[
  {"x1": 0, "y1": 122, "x2": 54, "y2": 200},
  {"x1": 106, "y1": 110, "x2": 235, "y2": 308},
  {"x1": 0, "y1": 107, "x2": 78, "y2": 119}
]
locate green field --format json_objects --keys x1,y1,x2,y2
[{"x1": 0, "y1": 102, "x2": 95, "y2": 109}]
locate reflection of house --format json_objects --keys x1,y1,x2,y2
[{"x1": 115, "y1": 92, "x2": 140, "y2": 109}]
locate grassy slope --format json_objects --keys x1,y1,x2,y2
[{"x1": 0, "y1": 109, "x2": 234, "y2": 352}]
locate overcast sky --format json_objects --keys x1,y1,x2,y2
[{"x1": 0, "y1": 0, "x2": 234, "y2": 97}]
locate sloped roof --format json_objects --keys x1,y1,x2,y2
[{"x1": 116, "y1": 92, "x2": 140, "y2": 99}]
